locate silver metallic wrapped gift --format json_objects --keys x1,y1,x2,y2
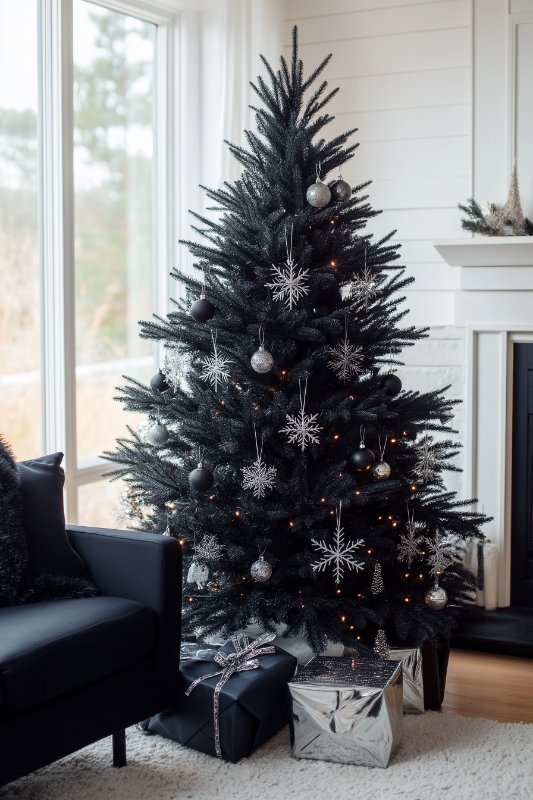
[
  {"x1": 387, "y1": 647, "x2": 424, "y2": 714},
  {"x1": 288, "y1": 656, "x2": 403, "y2": 768}
]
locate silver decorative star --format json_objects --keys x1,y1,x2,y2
[
  {"x1": 327, "y1": 333, "x2": 364, "y2": 382},
  {"x1": 425, "y1": 530, "x2": 455, "y2": 577},
  {"x1": 200, "y1": 330, "x2": 233, "y2": 393},
  {"x1": 349, "y1": 265, "x2": 379, "y2": 309},
  {"x1": 311, "y1": 502, "x2": 365, "y2": 584}
]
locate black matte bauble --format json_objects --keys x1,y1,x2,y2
[
  {"x1": 190, "y1": 297, "x2": 215, "y2": 323},
  {"x1": 150, "y1": 369, "x2": 169, "y2": 392},
  {"x1": 188, "y1": 466, "x2": 214, "y2": 491},
  {"x1": 350, "y1": 446, "x2": 375, "y2": 472},
  {"x1": 331, "y1": 179, "x2": 352, "y2": 202},
  {"x1": 381, "y1": 373, "x2": 402, "y2": 396}
]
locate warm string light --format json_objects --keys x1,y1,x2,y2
[{"x1": 178, "y1": 538, "x2": 185, "y2": 546}]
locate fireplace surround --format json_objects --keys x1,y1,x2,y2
[{"x1": 434, "y1": 236, "x2": 533, "y2": 608}]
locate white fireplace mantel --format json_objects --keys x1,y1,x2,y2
[{"x1": 432, "y1": 236, "x2": 533, "y2": 608}]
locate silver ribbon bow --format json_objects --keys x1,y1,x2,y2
[{"x1": 185, "y1": 632, "x2": 276, "y2": 759}]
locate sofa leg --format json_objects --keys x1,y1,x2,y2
[{"x1": 112, "y1": 729, "x2": 126, "y2": 767}]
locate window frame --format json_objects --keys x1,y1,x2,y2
[{"x1": 37, "y1": 0, "x2": 180, "y2": 522}]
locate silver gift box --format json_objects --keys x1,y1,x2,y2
[
  {"x1": 288, "y1": 656, "x2": 403, "y2": 768},
  {"x1": 387, "y1": 647, "x2": 424, "y2": 714}
]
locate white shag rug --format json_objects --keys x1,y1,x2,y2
[{"x1": 1, "y1": 714, "x2": 532, "y2": 800}]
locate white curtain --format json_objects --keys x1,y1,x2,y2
[{"x1": 199, "y1": 0, "x2": 285, "y2": 195}]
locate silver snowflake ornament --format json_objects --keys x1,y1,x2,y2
[
  {"x1": 424, "y1": 529, "x2": 456, "y2": 577},
  {"x1": 266, "y1": 260, "x2": 310, "y2": 310},
  {"x1": 266, "y1": 225, "x2": 309, "y2": 310},
  {"x1": 281, "y1": 409, "x2": 322, "y2": 452},
  {"x1": 311, "y1": 502, "x2": 365, "y2": 584},
  {"x1": 280, "y1": 378, "x2": 322, "y2": 452},
  {"x1": 242, "y1": 457, "x2": 277, "y2": 498},
  {"x1": 327, "y1": 335, "x2": 364, "y2": 382},
  {"x1": 397, "y1": 520, "x2": 424, "y2": 567},
  {"x1": 195, "y1": 533, "x2": 223, "y2": 563},
  {"x1": 200, "y1": 330, "x2": 233, "y2": 393},
  {"x1": 412, "y1": 435, "x2": 440, "y2": 483},
  {"x1": 349, "y1": 265, "x2": 379, "y2": 309}
]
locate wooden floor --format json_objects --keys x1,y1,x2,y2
[{"x1": 442, "y1": 649, "x2": 533, "y2": 723}]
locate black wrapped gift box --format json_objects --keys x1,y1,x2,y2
[{"x1": 147, "y1": 645, "x2": 297, "y2": 763}]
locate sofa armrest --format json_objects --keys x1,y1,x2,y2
[{"x1": 66, "y1": 525, "x2": 182, "y2": 697}]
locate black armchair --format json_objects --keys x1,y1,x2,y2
[{"x1": 0, "y1": 525, "x2": 181, "y2": 787}]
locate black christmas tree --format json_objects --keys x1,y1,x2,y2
[{"x1": 105, "y1": 28, "x2": 486, "y2": 656}]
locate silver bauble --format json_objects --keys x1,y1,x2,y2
[
  {"x1": 373, "y1": 460, "x2": 391, "y2": 479},
  {"x1": 424, "y1": 584, "x2": 448, "y2": 610},
  {"x1": 145, "y1": 420, "x2": 169, "y2": 446},
  {"x1": 250, "y1": 556, "x2": 272, "y2": 582},
  {"x1": 251, "y1": 345, "x2": 274, "y2": 373},
  {"x1": 306, "y1": 180, "x2": 331, "y2": 208}
]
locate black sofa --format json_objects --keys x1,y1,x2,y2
[{"x1": 0, "y1": 524, "x2": 182, "y2": 787}]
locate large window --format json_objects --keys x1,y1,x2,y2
[
  {"x1": 0, "y1": 0, "x2": 41, "y2": 460},
  {"x1": 0, "y1": 0, "x2": 176, "y2": 525}
]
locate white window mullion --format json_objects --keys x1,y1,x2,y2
[{"x1": 39, "y1": 0, "x2": 78, "y2": 520}]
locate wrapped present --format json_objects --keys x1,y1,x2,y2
[
  {"x1": 387, "y1": 647, "x2": 424, "y2": 714},
  {"x1": 148, "y1": 633, "x2": 297, "y2": 763},
  {"x1": 289, "y1": 656, "x2": 403, "y2": 768}
]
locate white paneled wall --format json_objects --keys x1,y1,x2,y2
[
  {"x1": 285, "y1": 0, "x2": 472, "y2": 492},
  {"x1": 285, "y1": 0, "x2": 472, "y2": 321}
]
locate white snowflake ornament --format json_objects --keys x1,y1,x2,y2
[
  {"x1": 266, "y1": 225, "x2": 309, "y2": 310},
  {"x1": 349, "y1": 265, "x2": 379, "y2": 309},
  {"x1": 200, "y1": 329, "x2": 233, "y2": 393},
  {"x1": 280, "y1": 378, "x2": 323, "y2": 452},
  {"x1": 242, "y1": 427, "x2": 277, "y2": 498},
  {"x1": 327, "y1": 318, "x2": 364, "y2": 382},
  {"x1": 311, "y1": 501, "x2": 365, "y2": 584}
]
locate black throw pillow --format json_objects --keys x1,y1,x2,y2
[
  {"x1": 17, "y1": 452, "x2": 97, "y2": 602},
  {"x1": 18, "y1": 453, "x2": 87, "y2": 577},
  {"x1": 0, "y1": 435, "x2": 27, "y2": 606}
]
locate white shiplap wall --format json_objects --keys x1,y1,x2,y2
[
  {"x1": 285, "y1": 0, "x2": 472, "y2": 492},
  {"x1": 285, "y1": 0, "x2": 472, "y2": 321}
]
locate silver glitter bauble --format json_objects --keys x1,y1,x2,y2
[
  {"x1": 145, "y1": 420, "x2": 169, "y2": 446},
  {"x1": 424, "y1": 584, "x2": 448, "y2": 610},
  {"x1": 373, "y1": 460, "x2": 391, "y2": 479},
  {"x1": 251, "y1": 345, "x2": 274, "y2": 373},
  {"x1": 306, "y1": 180, "x2": 331, "y2": 208},
  {"x1": 250, "y1": 556, "x2": 272, "y2": 582}
]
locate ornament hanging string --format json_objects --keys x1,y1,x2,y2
[
  {"x1": 359, "y1": 424, "x2": 366, "y2": 446},
  {"x1": 285, "y1": 225, "x2": 294, "y2": 265},
  {"x1": 378, "y1": 434, "x2": 388, "y2": 462}
]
